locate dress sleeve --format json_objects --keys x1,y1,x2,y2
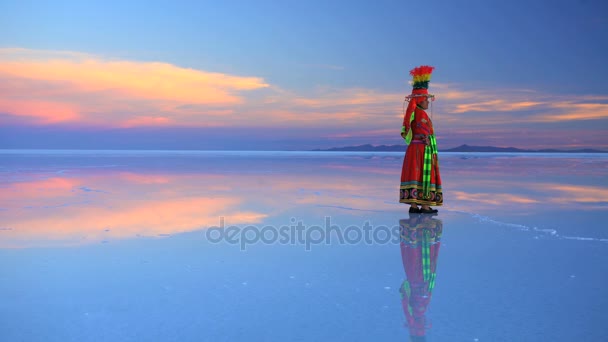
[{"x1": 402, "y1": 110, "x2": 415, "y2": 145}]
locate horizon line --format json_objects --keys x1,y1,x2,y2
[{"x1": 1, "y1": 148, "x2": 607, "y2": 154}]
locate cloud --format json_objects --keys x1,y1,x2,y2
[
  {"x1": 0, "y1": 48, "x2": 400, "y2": 129},
  {"x1": 431, "y1": 85, "x2": 608, "y2": 130},
  {"x1": 534, "y1": 102, "x2": 608, "y2": 122},
  {"x1": 0, "y1": 48, "x2": 268, "y2": 101},
  {"x1": 452, "y1": 99, "x2": 543, "y2": 113},
  {"x1": 437, "y1": 88, "x2": 545, "y2": 116},
  {"x1": 1, "y1": 48, "x2": 606, "y2": 150},
  {"x1": 237, "y1": 87, "x2": 404, "y2": 128},
  {"x1": 0, "y1": 48, "x2": 269, "y2": 126},
  {"x1": 0, "y1": 98, "x2": 80, "y2": 123}
]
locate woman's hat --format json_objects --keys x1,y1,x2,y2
[{"x1": 406, "y1": 65, "x2": 435, "y2": 100}]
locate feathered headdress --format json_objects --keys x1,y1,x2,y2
[
  {"x1": 404, "y1": 65, "x2": 435, "y2": 116},
  {"x1": 409, "y1": 65, "x2": 435, "y2": 96}
]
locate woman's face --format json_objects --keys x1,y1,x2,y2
[{"x1": 418, "y1": 98, "x2": 429, "y2": 109}]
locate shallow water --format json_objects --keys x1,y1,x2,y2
[{"x1": 1, "y1": 151, "x2": 607, "y2": 341}]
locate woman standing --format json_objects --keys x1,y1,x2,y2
[{"x1": 399, "y1": 65, "x2": 443, "y2": 214}]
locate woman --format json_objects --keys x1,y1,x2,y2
[{"x1": 399, "y1": 65, "x2": 443, "y2": 214}]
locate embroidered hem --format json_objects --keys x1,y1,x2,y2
[{"x1": 400, "y1": 184, "x2": 443, "y2": 206}]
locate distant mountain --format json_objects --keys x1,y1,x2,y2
[{"x1": 312, "y1": 144, "x2": 607, "y2": 153}]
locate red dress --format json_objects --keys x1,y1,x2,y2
[{"x1": 400, "y1": 106, "x2": 443, "y2": 206}]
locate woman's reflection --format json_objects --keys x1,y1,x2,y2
[{"x1": 399, "y1": 213, "x2": 443, "y2": 341}]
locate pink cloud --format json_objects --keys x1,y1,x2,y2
[
  {"x1": 0, "y1": 48, "x2": 269, "y2": 127},
  {"x1": 0, "y1": 98, "x2": 80, "y2": 123}
]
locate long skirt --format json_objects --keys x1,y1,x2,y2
[{"x1": 399, "y1": 143, "x2": 443, "y2": 206}]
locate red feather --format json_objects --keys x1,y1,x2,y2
[{"x1": 409, "y1": 65, "x2": 435, "y2": 77}]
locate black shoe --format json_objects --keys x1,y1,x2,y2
[
  {"x1": 409, "y1": 207, "x2": 421, "y2": 213},
  {"x1": 420, "y1": 207, "x2": 438, "y2": 214}
]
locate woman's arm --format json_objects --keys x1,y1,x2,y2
[{"x1": 401, "y1": 110, "x2": 415, "y2": 144}]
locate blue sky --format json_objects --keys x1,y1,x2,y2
[{"x1": 1, "y1": 0, "x2": 607, "y2": 150}]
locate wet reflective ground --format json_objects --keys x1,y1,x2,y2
[{"x1": 1, "y1": 151, "x2": 607, "y2": 341}]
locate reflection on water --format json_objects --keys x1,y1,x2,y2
[
  {"x1": 0, "y1": 153, "x2": 397, "y2": 248},
  {"x1": 1, "y1": 152, "x2": 607, "y2": 341},
  {"x1": 0, "y1": 171, "x2": 268, "y2": 248},
  {"x1": 399, "y1": 214, "x2": 443, "y2": 341},
  {"x1": 1, "y1": 151, "x2": 606, "y2": 248}
]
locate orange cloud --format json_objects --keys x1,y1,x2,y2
[
  {"x1": 452, "y1": 99, "x2": 543, "y2": 113},
  {"x1": 532, "y1": 102, "x2": 608, "y2": 122},
  {"x1": 0, "y1": 51, "x2": 268, "y2": 104},
  {"x1": 0, "y1": 48, "x2": 269, "y2": 126}
]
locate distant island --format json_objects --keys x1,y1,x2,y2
[{"x1": 312, "y1": 144, "x2": 607, "y2": 153}]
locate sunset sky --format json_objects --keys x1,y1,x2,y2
[{"x1": 1, "y1": 0, "x2": 607, "y2": 150}]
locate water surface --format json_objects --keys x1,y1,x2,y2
[{"x1": 1, "y1": 151, "x2": 606, "y2": 341}]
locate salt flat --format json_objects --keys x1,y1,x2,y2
[{"x1": 1, "y1": 151, "x2": 606, "y2": 341}]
